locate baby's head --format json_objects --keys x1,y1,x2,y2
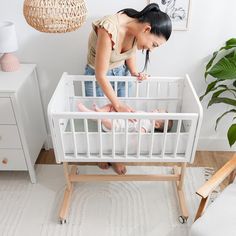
[{"x1": 152, "y1": 109, "x2": 173, "y2": 132}]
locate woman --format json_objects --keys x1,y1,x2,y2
[{"x1": 84, "y1": 3, "x2": 172, "y2": 175}]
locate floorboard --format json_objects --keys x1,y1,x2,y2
[{"x1": 36, "y1": 149, "x2": 234, "y2": 169}]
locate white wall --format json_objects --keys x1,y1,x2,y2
[{"x1": 1, "y1": 0, "x2": 235, "y2": 151}]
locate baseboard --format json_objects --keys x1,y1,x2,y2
[
  {"x1": 46, "y1": 135, "x2": 236, "y2": 152},
  {"x1": 46, "y1": 134, "x2": 53, "y2": 149},
  {"x1": 197, "y1": 137, "x2": 236, "y2": 151}
]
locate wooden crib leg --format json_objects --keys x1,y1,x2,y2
[
  {"x1": 59, "y1": 163, "x2": 77, "y2": 224},
  {"x1": 174, "y1": 163, "x2": 189, "y2": 223}
]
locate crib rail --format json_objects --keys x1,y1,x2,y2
[
  {"x1": 68, "y1": 74, "x2": 184, "y2": 99},
  {"x1": 50, "y1": 112, "x2": 198, "y2": 163}
]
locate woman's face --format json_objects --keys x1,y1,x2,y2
[{"x1": 136, "y1": 25, "x2": 167, "y2": 51}]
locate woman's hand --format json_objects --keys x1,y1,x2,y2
[
  {"x1": 115, "y1": 102, "x2": 135, "y2": 113},
  {"x1": 115, "y1": 102, "x2": 136, "y2": 122},
  {"x1": 131, "y1": 72, "x2": 149, "y2": 82}
]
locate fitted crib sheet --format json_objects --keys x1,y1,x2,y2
[{"x1": 62, "y1": 118, "x2": 189, "y2": 157}]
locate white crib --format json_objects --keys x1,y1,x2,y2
[{"x1": 48, "y1": 74, "x2": 203, "y2": 224}]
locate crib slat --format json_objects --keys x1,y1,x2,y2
[
  {"x1": 161, "y1": 120, "x2": 168, "y2": 158},
  {"x1": 93, "y1": 81, "x2": 96, "y2": 97},
  {"x1": 54, "y1": 119, "x2": 66, "y2": 161},
  {"x1": 114, "y1": 81, "x2": 118, "y2": 96},
  {"x1": 137, "y1": 120, "x2": 142, "y2": 158},
  {"x1": 98, "y1": 119, "x2": 102, "y2": 158},
  {"x1": 112, "y1": 119, "x2": 115, "y2": 158},
  {"x1": 167, "y1": 82, "x2": 170, "y2": 111},
  {"x1": 135, "y1": 82, "x2": 139, "y2": 97},
  {"x1": 173, "y1": 119, "x2": 182, "y2": 158},
  {"x1": 84, "y1": 119, "x2": 90, "y2": 157},
  {"x1": 125, "y1": 81, "x2": 128, "y2": 98},
  {"x1": 82, "y1": 81, "x2": 85, "y2": 97},
  {"x1": 149, "y1": 120, "x2": 155, "y2": 158},
  {"x1": 185, "y1": 118, "x2": 198, "y2": 161},
  {"x1": 157, "y1": 81, "x2": 160, "y2": 96},
  {"x1": 70, "y1": 118, "x2": 78, "y2": 159},
  {"x1": 124, "y1": 119, "x2": 128, "y2": 157},
  {"x1": 146, "y1": 82, "x2": 150, "y2": 97}
]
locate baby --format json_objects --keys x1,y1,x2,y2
[{"x1": 77, "y1": 102, "x2": 173, "y2": 133}]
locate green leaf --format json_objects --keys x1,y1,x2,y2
[
  {"x1": 225, "y1": 38, "x2": 236, "y2": 48},
  {"x1": 225, "y1": 51, "x2": 235, "y2": 59},
  {"x1": 215, "y1": 109, "x2": 236, "y2": 130},
  {"x1": 233, "y1": 80, "x2": 236, "y2": 88},
  {"x1": 211, "y1": 87, "x2": 236, "y2": 99},
  {"x1": 205, "y1": 51, "x2": 218, "y2": 76},
  {"x1": 205, "y1": 47, "x2": 229, "y2": 74},
  {"x1": 212, "y1": 89, "x2": 228, "y2": 99},
  {"x1": 227, "y1": 123, "x2": 236, "y2": 147},
  {"x1": 207, "y1": 97, "x2": 236, "y2": 108},
  {"x1": 205, "y1": 38, "x2": 236, "y2": 77},
  {"x1": 200, "y1": 79, "x2": 224, "y2": 101},
  {"x1": 207, "y1": 57, "x2": 236, "y2": 80}
]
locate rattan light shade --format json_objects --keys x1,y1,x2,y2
[{"x1": 23, "y1": 0, "x2": 87, "y2": 33}]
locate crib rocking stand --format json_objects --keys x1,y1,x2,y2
[{"x1": 59, "y1": 162, "x2": 188, "y2": 224}]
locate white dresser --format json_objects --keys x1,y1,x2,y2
[{"x1": 0, "y1": 64, "x2": 47, "y2": 183}]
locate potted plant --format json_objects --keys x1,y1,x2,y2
[{"x1": 200, "y1": 38, "x2": 236, "y2": 147}]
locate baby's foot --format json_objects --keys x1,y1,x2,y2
[
  {"x1": 77, "y1": 102, "x2": 84, "y2": 111},
  {"x1": 97, "y1": 162, "x2": 110, "y2": 170},
  {"x1": 92, "y1": 103, "x2": 97, "y2": 110},
  {"x1": 77, "y1": 102, "x2": 93, "y2": 112},
  {"x1": 93, "y1": 103, "x2": 101, "y2": 112},
  {"x1": 111, "y1": 163, "x2": 127, "y2": 175}
]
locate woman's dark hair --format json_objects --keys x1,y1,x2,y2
[{"x1": 119, "y1": 3, "x2": 172, "y2": 72}]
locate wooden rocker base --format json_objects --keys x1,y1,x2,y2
[{"x1": 59, "y1": 162, "x2": 189, "y2": 224}]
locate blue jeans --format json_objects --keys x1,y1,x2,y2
[{"x1": 84, "y1": 64, "x2": 130, "y2": 97}]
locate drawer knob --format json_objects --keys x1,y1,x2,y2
[{"x1": 2, "y1": 158, "x2": 8, "y2": 164}]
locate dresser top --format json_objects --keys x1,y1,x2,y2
[{"x1": 0, "y1": 64, "x2": 36, "y2": 93}]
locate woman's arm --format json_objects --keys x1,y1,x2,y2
[
  {"x1": 95, "y1": 28, "x2": 133, "y2": 112},
  {"x1": 95, "y1": 28, "x2": 119, "y2": 107},
  {"x1": 126, "y1": 54, "x2": 149, "y2": 81},
  {"x1": 125, "y1": 54, "x2": 138, "y2": 76}
]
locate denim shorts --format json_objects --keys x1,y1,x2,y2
[{"x1": 84, "y1": 64, "x2": 131, "y2": 97}]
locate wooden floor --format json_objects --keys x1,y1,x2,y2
[
  {"x1": 36, "y1": 149, "x2": 234, "y2": 169},
  {"x1": 36, "y1": 150, "x2": 234, "y2": 189}
]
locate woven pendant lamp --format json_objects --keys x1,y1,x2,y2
[{"x1": 23, "y1": 0, "x2": 87, "y2": 33}]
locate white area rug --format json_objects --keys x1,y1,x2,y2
[{"x1": 0, "y1": 165, "x2": 213, "y2": 236}]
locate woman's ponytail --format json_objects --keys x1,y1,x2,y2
[
  {"x1": 118, "y1": 3, "x2": 171, "y2": 41},
  {"x1": 119, "y1": 3, "x2": 160, "y2": 19},
  {"x1": 140, "y1": 3, "x2": 160, "y2": 14}
]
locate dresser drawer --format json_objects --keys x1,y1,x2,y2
[
  {"x1": 0, "y1": 98, "x2": 16, "y2": 124},
  {"x1": 0, "y1": 149, "x2": 27, "y2": 170},
  {"x1": 0, "y1": 125, "x2": 22, "y2": 148}
]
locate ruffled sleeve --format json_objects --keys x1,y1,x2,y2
[{"x1": 92, "y1": 15, "x2": 118, "y2": 50}]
